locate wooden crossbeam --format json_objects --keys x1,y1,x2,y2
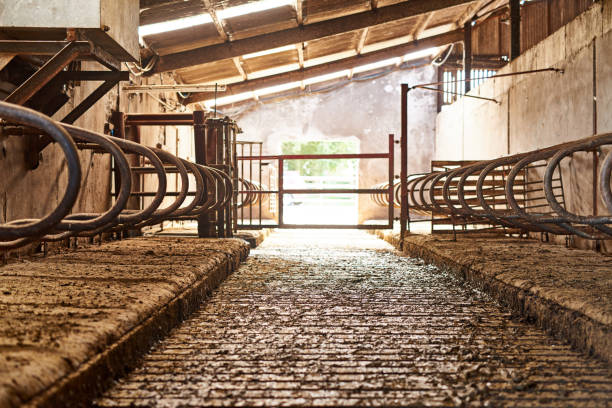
[
  {"x1": 153, "y1": 0, "x2": 475, "y2": 73},
  {"x1": 184, "y1": 29, "x2": 463, "y2": 104},
  {"x1": 296, "y1": 0, "x2": 303, "y2": 24}
]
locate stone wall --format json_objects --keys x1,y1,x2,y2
[{"x1": 230, "y1": 65, "x2": 438, "y2": 223}]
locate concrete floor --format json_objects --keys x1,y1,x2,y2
[{"x1": 96, "y1": 230, "x2": 612, "y2": 407}]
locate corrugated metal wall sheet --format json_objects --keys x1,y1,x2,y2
[{"x1": 470, "y1": 0, "x2": 595, "y2": 58}]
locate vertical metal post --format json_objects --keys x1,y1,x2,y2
[
  {"x1": 216, "y1": 123, "x2": 225, "y2": 238},
  {"x1": 259, "y1": 142, "x2": 263, "y2": 227},
  {"x1": 388, "y1": 134, "x2": 394, "y2": 228},
  {"x1": 278, "y1": 158, "x2": 284, "y2": 227},
  {"x1": 249, "y1": 143, "x2": 253, "y2": 225},
  {"x1": 193, "y1": 110, "x2": 209, "y2": 238},
  {"x1": 464, "y1": 21, "x2": 472, "y2": 94},
  {"x1": 510, "y1": 0, "x2": 521, "y2": 61},
  {"x1": 241, "y1": 143, "x2": 245, "y2": 225},
  {"x1": 232, "y1": 126, "x2": 239, "y2": 234},
  {"x1": 400, "y1": 84, "x2": 409, "y2": 246},
  {"x1": 111, "y1": 111, "x2": 125, "y2": 213}
]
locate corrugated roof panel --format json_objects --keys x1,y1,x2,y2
[
  {"x1": 140, "y1": 0, "x2": 206, "y2": 26},
  {"x1": 144, "y1": 23, "x2": 222, "y2": 56},
  {"x1": 241, "y1": 50, "x2": 299, "y2": 74},
  {"x1": 364, "y1": 16, "x2": 420, "y2": 45},
  {"x1": 304, "y1": 30, "x2": 361, "y2": 60},
  {"x1": 222, "y1": 5, "x2": 297, "y2": 40},
  {"x1": 177, "y1": 59, "x2": 241, "y2": 83},
  {"x1": 303, "y1": 0, "x2": 371, "y2": 23}
]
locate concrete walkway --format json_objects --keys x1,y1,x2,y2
[
  {"x1": 375, "y1": 230, "x2": 612, "y2": 365},
  {"x1": 97, "y1": 230, "x2": 612, "y2": 407}
]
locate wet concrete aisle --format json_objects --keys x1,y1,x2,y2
[{"x1": 96, "y1": 231, "x2": 612, "y2": 407}]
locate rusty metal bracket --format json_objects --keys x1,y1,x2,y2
[{"x1": 4, "y1": 41, "x2": 91, "y2": 105}]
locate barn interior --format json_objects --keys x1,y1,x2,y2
[{"x1": 1, "y1": 0, "x2": 611, "y2": 406}]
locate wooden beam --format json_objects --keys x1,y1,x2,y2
[
  {"x1": 510, "y1": 0, "x2": 520, "y2": 60},
  {"x1": 0, "y1": 55, "x2": 14, "y2": 71},
  {"x1": 296, "y1": 0, "x2": 303, "y2": 24},
  {"x1": 356, "y1": 28, "x2": 370, "y2": 54},
  {"x1": 202, "y1": 0, "x2": 228, "y2": 41},
  {"x1": 413, "y1": 12, "x2": 435, "y2": 39},
  {"x1": 233, "y1": 57, "x2": 247, "y2": 80},
  {"x1": 454, "y1": 0, "x2": 486, "y2": 27},
  {"x1": 464, "y1": 21, "x2": 472, "y2": 93},
  {"x1": 153, "y1": 0, "x2": 475, "y2": 73},
  {"x1": 370, "y1": 0, "x2": 378, "y2": 10},
  {"x1": 184, "y1": 29, "x2": 463, "y2": 104},
  {"x1": 297, "y1": 44, "x2": 305, "y2": 68}
]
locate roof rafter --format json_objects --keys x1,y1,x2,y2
[
  {"x1": 184, "y1": 29, "x2": 463, "y2": 105},
  {"x1": 413, "y1": 12, "x2": 435, "y2": 39},
  {"x1": 297, "y1": 44, "x2": 305, "y2": 68},
  {"x1": 152, "y1": 0, "x2": 476, "y2": 73},
  {"x1": 202, "y1": 0, "x2": 228, "y2": 40},
  {"x1": 296, "y1": 0, "x2": 303, "y2": 24}
]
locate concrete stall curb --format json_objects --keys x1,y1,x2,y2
[
  {"x1": 375, "y1": 231, "x2": 612, "y2": 367},
  {"x1": 30, "y1": 244, "x2": 249, "y2": 408},
  {"x1": 0, "y1": 238, "x2": 250, "y2": 408}
]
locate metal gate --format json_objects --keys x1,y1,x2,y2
[{"x1": 235, "y1": 134, "x2": 395, "y2": 230}]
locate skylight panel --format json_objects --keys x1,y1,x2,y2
[
  {"x1": 243, "y1": 45, "x2": 297, "y2": 60},
  {"x1": 138, "y1": 14, "x2": 213, "y2": 37},
  {"x1": 216, "y1": 0, "x2": 296, "y2": 20},
  {"x1": 403, "y1": 47, "x2": 439, "y2": 61},
  {"x1": 352, "y1": 57, "x2": 401, "y2": 74}
]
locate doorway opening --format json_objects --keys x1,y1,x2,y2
[{"x1": 281, "y1": 139, "x2": 359, "y2": 225}]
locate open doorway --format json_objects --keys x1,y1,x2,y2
[{"x1": 281, "y1": 139, "x2": 359, "y2": 225}]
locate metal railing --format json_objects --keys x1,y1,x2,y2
[
  {"x1": 0, "y1": 101, "x2": 233, "y2": 250},
  {"x1": 376, "y1": 133, "x2": 612, "y2": 241},
  {"x1": 236, "y1": 134, "x2": 396, "y2": 229}
]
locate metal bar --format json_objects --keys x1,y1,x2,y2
[
  {"x1": 5, "y1": 42, "x2": 89, "y2": 105},
  {"x1": 278, "y1": 158, "x2": 284, "y2": 228},
  {"x1": 283, "y1": 189, "x2": 384, "y2": 194},
  {"x1": 125, "y1": 113, "x2": 195, "y2": 126},
  {"x1": 249, "y1": 143, "x2": 253, "y2": 226},
  {"x1": 259, "y1": 142, "x2": 263, "y2": 227},
  {"x1": 238, "y1": 153, "x2": 389, "y2": 160},
  {"x1": 279, "y1": 224, "x2": 391, "y2": 229},
  {"x1": 388, "y1": 134, "x2": 394, "y2": 228},
  {"x1": 58, "y1": 71, "x2": 130, "y2": 81},
  {"x1": 400, "y1": 84, "x2": 409, "y2": 242},
  {"x1": 111, "y1": 111, "x2": 126, "y2": 209},
  {"x1": 418, "y1": 86, "x2": 499, "y2": 103},
  {"x1": 193, "y1": 110, "x2": 208, "y2": 238},
  {"x1": 409, "y1": 68, "x2": 564, "y2": 89},
  {"x1": 123, "y1": 84, "x2": 226, "y2": 93},
  {"x1": 62, "y1": 80, "x2": 119, "y2": 124}
]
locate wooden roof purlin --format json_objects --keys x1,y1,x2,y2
[{"x1": 137, "y1": 0, "x2": 507, "y2": 105}]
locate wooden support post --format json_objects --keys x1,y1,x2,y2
[
  {"x1": 464, "y1": 21, "x2": 472, "y2": 93},
  {"x1": 510, "y1": 0, "x2": 521, "y2": 61}
]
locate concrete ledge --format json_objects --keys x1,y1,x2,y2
[
  {"x1": 235, "y1": 229, "x2": 273, "y2": 248},
  {"x1": 0, "y1": 238, "x2": 250, "y2": 408},
  {"x1": 375, "y1": 231, "x2": 612, "y2": 366}
]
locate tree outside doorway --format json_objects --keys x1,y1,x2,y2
[{"x1": 281, "y1": 140, "x2": 359, "y2": 225}]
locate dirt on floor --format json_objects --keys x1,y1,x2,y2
[
  {"x1": 0, "y1": 237, "x2": 250, "y2": 408},
  {"x1": 97, "y1": 230, "x2": 612, "y2": 407},
  {"x1": 377, "y1": 230, "x2": 612, "y2": 366}
]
